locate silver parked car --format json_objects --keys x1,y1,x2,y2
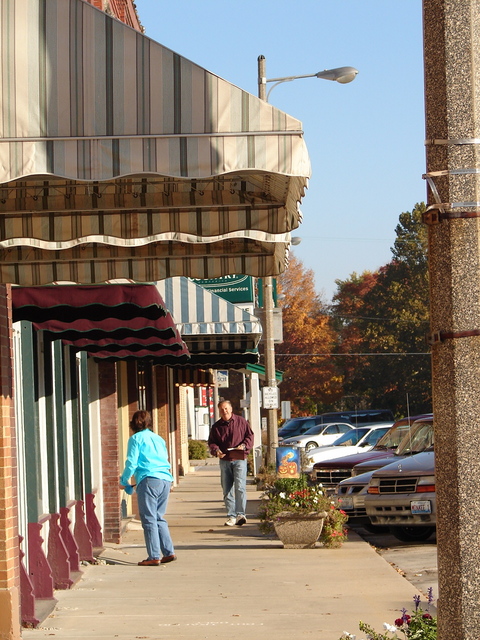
[
  {"x1": 280, "y1": 422, "x2": 354, "y2": 450},
  {"x1": 364, "y1": 450, "x2": 436, "y2": 542},
  {"x1": 334, "y1": 468, "x2": 377, "y2": 530}
]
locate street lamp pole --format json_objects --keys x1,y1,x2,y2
[
  {"x1": 257, "y1": 55, "x2": 358, "y2": 468},
  {"x1": 257, "y1": 55, "x2": 278, "y2": 468}
]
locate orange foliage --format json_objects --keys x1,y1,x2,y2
[{"x1": 274, "y1": 255, "x2": 343, "y2": 414}]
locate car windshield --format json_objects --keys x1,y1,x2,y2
[
  {"x1": 332, "y1": 428, "x2": 369, "y2": 446},
  {"x1": 279, "y1": 418, "x2": 306, "y2": 434},
  {"x1": 395, "y1": 420, "x2": 434, "y2": 455},
  {"x1": 301, "y1": 424, "x2": 326, "y2": 436},
  {"x1": 361, "y1": 427, "x2": 391, "y2": 447},
  {"x1": 279, "y1": 418, "x2": 315, "y2": 436},
  {"x1": 373, "y1": 424, "x2": 412, "y2": 450}
]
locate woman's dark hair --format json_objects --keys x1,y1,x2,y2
[{"x1": 130, "y1": 410, "x2": 152, "y2": 433}]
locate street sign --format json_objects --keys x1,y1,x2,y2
[
  {"x1": 262, "y1": 386, "x2": 279, "y2": 409},
  {"x1": 216, "y1": 370, "x2": 229, "y2": 388},
  {"x1": 281, "y1": 401, "x2": 291, "y2": 420}
]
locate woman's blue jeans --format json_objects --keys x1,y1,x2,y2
[
  {"x1": 136, "y1": 477, "x2": 175, "y2": 560},
  {"x1": 219, "y1": 458, "x2": 247, "y2": 518}
]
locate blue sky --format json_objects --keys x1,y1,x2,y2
[{"x1": 135, "y1": 1, "x2": 425, "y2": 302}]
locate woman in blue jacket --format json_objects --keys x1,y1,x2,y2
[{"x1": 119, "y1": 410, "x2": 176, "y2": 566}]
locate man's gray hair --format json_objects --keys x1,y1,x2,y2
[{"x1": 218, "y1": 399, "x2": 233, "y2": 408}]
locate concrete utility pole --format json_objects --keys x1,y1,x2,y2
[{"x1": 423, "y1": 2, "x2": 480, "y2": 638}]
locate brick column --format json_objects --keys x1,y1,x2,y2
[
  {"x1": 98, "y1": 361, "x2": 121, "y2": 544},
  {"x1": 0, "y1": 285, "x2": 21, "y2": 640},
  {"x1": 424, "y1": 2, "x2": 480, "y2": 637}
]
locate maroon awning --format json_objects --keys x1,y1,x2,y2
[{"x1": 12, "y1": 284, "x2": 190, "y2": 364}]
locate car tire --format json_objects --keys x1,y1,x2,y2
[
  {"x1": 305, "y1": 441, "x2": 318, "y2": 452},
  {"x1": 363, "y1": 523, "x2": 390, "y2": 534},
  {"x1": 389, "y1": 526, "x2": 435, "y2": 542}
]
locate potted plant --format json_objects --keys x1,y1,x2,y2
[{"x1": 258, "y1": 475, "x2": 348, "y2": 548}]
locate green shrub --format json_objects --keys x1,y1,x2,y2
[{"x1": 188, "y1": 439, "x2": 209, "y2": 460}]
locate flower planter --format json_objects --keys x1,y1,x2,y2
[{"x1": 273, "y1": 511, "x2": 328, "y2": 549}]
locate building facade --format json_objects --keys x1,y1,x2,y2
[{"x1": 0, "y1": 1, "x2": 309, "y2": 637}]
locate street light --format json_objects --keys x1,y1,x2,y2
[
  {"x1": 257, "y1": 55, "x2": 358, "y2": 467},
  {"x1": 263, "y1": 66, "x2": 359, "y2": 100}
]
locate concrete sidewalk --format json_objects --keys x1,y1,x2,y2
[{"x1": 23, "y1": 466, "x2": 426, "y2": 640}]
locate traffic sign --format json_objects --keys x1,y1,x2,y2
[{"x1": 262, "y1": 386, "x2": 279, "y2": 409}]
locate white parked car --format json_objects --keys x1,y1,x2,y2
[
  {"x1": 305, "y1": 423, "x2": 393, "y2": 474},
  {"x1": 281, "y1": 422, "x2": 354, "y2": 451}
]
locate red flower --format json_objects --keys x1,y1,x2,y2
[
  {"x1": 422, "y1": 613, "x2": 433, "y2": 620},
  {"x1": 395, "y1": 614, "x2": 411, "y2": 627}
]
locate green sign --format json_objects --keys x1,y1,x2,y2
[{"x1": 193, "y1": 275, "x2": 254, "y2": 304}]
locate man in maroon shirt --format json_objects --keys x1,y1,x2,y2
[{"x1": 208, "y1": 400, "x2": 254, "y2": 526}]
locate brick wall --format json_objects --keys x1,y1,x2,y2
[
  {"x1": 0, "y1": 284, "x2": 21, "y2": 639},
  {"x1": 83, "y1": 0, "x2": 143, "y2": 32},
  {"x1": 98, "y1": 361, "x2": 121, "y2": 544}
]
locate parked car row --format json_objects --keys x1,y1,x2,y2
[
  {"x1": 278, "y1": 408, "x2": 395, "y2": 443},
  {"x1": 332, "y1": 417, "x2": 436, "y2": 542},
  {"x1": 281, "y1": 422, "x2": 354, "y2": 449},
  {"x1": 277, "y1": 413, "x2": 436, "y2": 543},
  {"x1": 303, "y1": 423, "x2": 394, "y2": 473},
  {"x1": 312, "y1": 414, "x2": 433, "y2": 488}
]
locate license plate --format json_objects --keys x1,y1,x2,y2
[
  {"x1": 411, "y1": 500, "x2": 432, "y2": 514},
  {"x1": 337, "y1": 496, "x2": 354, "y2": 510}
]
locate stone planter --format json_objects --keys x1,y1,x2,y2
[{"x1": 273, "y1": 511, "x2": 328, "y2": 549}]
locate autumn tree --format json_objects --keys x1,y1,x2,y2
[
  {"x1": 275, "y1": 254, "x2": 343, "y2": 415},
  {"x1": 331, "y1": 203, "x2": 431, "y2": 416}
]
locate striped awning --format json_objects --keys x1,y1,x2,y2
[
  {"x1": 12, "y1": 284, "x2": 190, "y2": 364},
  {"x1": 156, "y1": 277, "x2": 262, "y2": 367},
  {"x1": 0, "y1": 0, "x2": 310, "y2": 286}
]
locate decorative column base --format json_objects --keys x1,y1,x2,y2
[
  {"x1": 48, "y1": 513, "x2": 73, "y2": 590},
  {"x1": 19, "y1": 537, "x2": 38, "y2": 628},
  {"x1": 60, "y1": 505, "x2": 80, "y2": 573},
  {"x1": 27, "y1": 522, "x2": 54, "y2": 599},
  {"x1": 74, "y1": 501, "x2": 94, "y2": 562},
  {"x1": 85, "y1": 493, "x2": 103, "y2": 548}
]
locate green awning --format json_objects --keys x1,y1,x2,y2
[{"x1": 243, "y1": 363, "x2": 283, "y2": 383}]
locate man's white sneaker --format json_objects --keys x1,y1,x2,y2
[
  {"x1": 224, "y1": 516, "x2": 236, "y2": 526},
  {"x1": 235, "y1": 515, "x2": 247, "y2": 526}
]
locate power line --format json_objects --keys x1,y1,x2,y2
[{"x1": 274, "y1": 352, "x2": 430, "y2": 357}]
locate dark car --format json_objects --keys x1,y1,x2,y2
[
  {"x1": 277, "y1": 416, "x2": 319, "y2": 440},
  {"x1": 314, "y1": 409, "x2": 395, "y2": 426},
  {"x1": 310, "y1": 415, "x2": 431, "y2": 489}
]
